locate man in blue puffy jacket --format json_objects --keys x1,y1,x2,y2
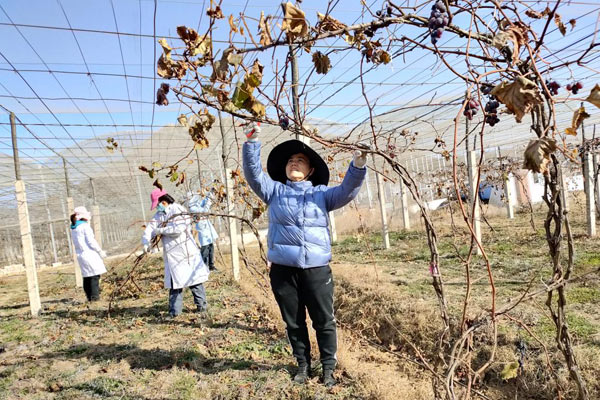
[{"x1": 242, "y1": 122, "x2": 367, "y2": 387}]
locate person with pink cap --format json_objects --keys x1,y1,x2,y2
[
  {"x1": 70, "y1": 206, "x2": 107, "y2": 302},
  {"x1": 142, "y1": 190, "x2": 210, "y2": 320}
]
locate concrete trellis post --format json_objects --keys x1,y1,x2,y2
[
  {"x1": 39, "y1": 167, "x2": 58, "y2": 264},
  {"x1": 595, "y1": 154, "x2": 600, "y2": 214},
  {"x1": 399, "y1": 178, "x2": 410, "y2": 229},
  {"x1": 63, "y1": 157, "x2": 83, "y2": 287},
  {"x1": 467, "y1": 150, "x2": 482, "y2": 255},
  {"x1": 11, "y1": 112, "x2": 41, "y2": 316},
  {"x1": 504, "y1": 174, "x2": 515, "y2": 219},
  {"x1": 90, "y1": 178, "x2": 103, "y2": 249},
  {"x1": 496, "y1": 147, "x2": 514, "y2": 219},
  {"x1": 584, "y1": 154, "x2": 596, "y2": 237},
  {"x1": 135, "y1": 175, "x2": 147, "y2": 223},
  {"x1": 365, "y1": 172, "x2": 373, "y2": 208},
  {"x1": 372, "y1": 155, "x2": 390, "y2": 249},
  {"x1": 218, "y1": 111, "x2": 240, "y2": 280},
  {"x1": 60, "y1": 199, "x2": 73, "y2": 258}
]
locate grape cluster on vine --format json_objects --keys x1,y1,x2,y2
[
  {"x1": 428, "y1": 1, "x2": 449, "y2": 45},
  {"x1": 463, "y1": 99, "x2": 479, "y2": 121},
  {"x1": 545, "y1": 80, "x2": 561, "y2": 96},
  {"x1": 566, "y1": 81, "x2": 583, "y2": 95},
  {"x1": 484, "y1": 98, "x2": 500, "y2": 126}
]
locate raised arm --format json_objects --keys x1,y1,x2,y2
[
  {"x1": 242, "y1": 140, "x2": 277, "y2": 204},
  {"x1": 324, "y1": 160, "x2": 367, "y2": 211}
]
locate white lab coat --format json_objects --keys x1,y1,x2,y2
[
  {"x1": 188, "y1": 194, "x2": 218, "y2": 246},
  {"x1": 142, "y1": 203, "x2": 209, "y2": 289},
  {"x1": 70, "y1": 221, "x2": 107, "y2": 278}
]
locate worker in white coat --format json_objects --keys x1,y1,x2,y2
[
  {"x1": 142, "y1": 192, "x2": 209, "y2": 318},
  {"x1": 70, "y1": 206, "x2": 107, "y2": 302}
]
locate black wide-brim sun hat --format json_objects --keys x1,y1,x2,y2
[{"x1": 267, "y1": 140, "x2": 329, "y2": 186}]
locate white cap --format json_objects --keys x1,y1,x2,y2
[{"x1": 74, "y1": 206, "x2": 92, "y2": 221}]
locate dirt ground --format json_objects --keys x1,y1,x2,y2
[{"x1": 1, "y1": 201, "x2": 600, "y2": 400}]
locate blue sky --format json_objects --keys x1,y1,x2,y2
[{"x1": 1, "y1": 0, "x2": 599, "y2": 172}]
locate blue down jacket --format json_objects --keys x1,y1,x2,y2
[{"x1": 242, "y1": 140, "x2": 366, "y2": 268}]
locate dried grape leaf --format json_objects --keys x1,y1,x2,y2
[
  {"x1": 569, "y1": 19, "x2": 576, "y2": 31},
  {"x1": 565, "y1": 106, "x2": 590, "y2": 136},
  {"x1": 316, "y1": 12, "x2": 346, "y2": 32},
  {"x1": 554, "y1": 13, "x2": 566, "y2": 36},
  {"x1": 207, "y1": 6, "x2": 224, "y2": 19},
  {"x1": 491, "y1": 23, "x2": 528, "y2": 64},
  {"x1": 177, "y1": 114, "x2": 188, "y2": 126},
  {"x1": 523, "y1": 137, "x2": 557, "y2": 174},
  {"x1": 245, "y1": 97, "x2": 266, "y2": 118},
  {"x1": 229, "y1": 14, "x2": 238, "y2": 33},
  {"x1": 500, "y1": 362, "x2": 520, "y2": 381},
  {"x1": 524, "y1": 7, "x2": 550, "y2": 19},
  {"x1": 490, "y1": 76, "x2": 543, "y2": 123},
  {"x1": 258, "y1": 11, "x2": 273, "y2": 46},
  {"x1": 188, "y1": 111, "x2": 215, "y2": 146},
  {"x1": 373, "y1": 49, "x2": 391, "y2": 65},
  {"x1": 211, "y1": 48, "x2": 232, "y2": 82},
  {"x1": 312, "y1": 51, "x2": 331, "y2": 74},
  {"x1": 158, "y1": 38, "x2": 172, "y2": 58},
  {"x1": 281, "y1": 2, "x2": 309, "y2": 42},
  {"x1": 226, "y1": 51, "x2": 243, "y2": 66},
  {"x1": 176, "y1": 26, "x2": 211, "y2": 56},
  {"x1": 230, "y1": 60, "x2": 264, "y2": 113},
  {"x1": 156, "y1": 83, "x2": 170, "y2": 105},
  {"x1": 585, "y1": 84, "x2": 600, "y2": 108}
]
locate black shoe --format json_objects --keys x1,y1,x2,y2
[
  {"x1": 293, "y1": 365, "x2": 309, "y2": 384},
  {"x1": 209, "y1": 266, "x2": 219, "y2": 273},
  {"x1": 322, "y1": 368, "x2": 335, "y2": 387}
]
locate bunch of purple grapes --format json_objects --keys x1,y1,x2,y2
[
  {"x1": 566, "y1": 81, "x2": 583, "y2": 95},
  {"x1": 463, "y1": 99, "x2": 479, "y2": 121},
  {"x1": 484, "y1": 98, "x2": 500, "y2": 126},
  {"x1": 428, "y1": 1, "x2": 449, "y2": 44},
  {"x1": 545, "y1": 80, "x2": 561, "y2": 96}
]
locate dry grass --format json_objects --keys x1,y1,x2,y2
[{"x1": 0, "y1": 256, "x2": 365, "y2": 400}]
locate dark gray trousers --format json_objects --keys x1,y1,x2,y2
[{"x1": 269, "y1": 264, "x2": 337, "y2": 369}]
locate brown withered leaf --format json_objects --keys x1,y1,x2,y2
[
  {"x1": 176, "y1": 26, "x2": 211, "y2": 56},
  {"x1": 316, "y1": 12, "x2": 346, "y2": 32},
  {"x1": 177, "y1": 114, "x2": 188, "y2": 127},
  {"x1": 565, "y1": 106, "x2": 590, "y2": 135},
  {"x1": 258, "y1": 11, "x2": 273, "y2": 46},
  {"x1": 207, "y1": 6, "x2": 224, "y2": 19},
  {"x1": 281, "y1": 2, "x2": 309, "y2": 42},
  {"x1": 491, "y1": 23, "x2": 528, "y2": 64},
  {"x1": 523, "y1": 137, "x2": 557, "y2": 174},
  {"x1": 188, "y1": 111, "x2": 215, "y2": 145},
  {"x1": 312, "y1": 51, "x2": 331, "y2": 74},
  {"x1": 569, "y1": 19, "x2": 576, "y2": 31},
  {"x1": 490, "y1": 76, "x2": 543, "y2": 123},
  {"x1": 158, "y1": 38, "x2": 172, "y2": 58},
  {"x1": 554, "y1": 13, "x2": 566, "y2": 36},
  {"x1": 373, "y1": 49, "x2": 391, "y2": 65},
  {"x1": 156, "y1": 83, "x2": 170, "y2": 105},
  {"x1": 228, "y1": 14, "x2": 238, "y2": 33},
  {"x1": 586, "y1": 84, "x2": 600, "y2": 108},
  {"x1": 524, "y1": 7, "x2": 551, "y2": 19},
  {"x1": 211, "y1": 48, "x2": 232, "y2": 82}
]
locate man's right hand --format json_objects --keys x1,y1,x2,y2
[{"x1": 143, "y1": 244, "x2": 150, "y2": 253}]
